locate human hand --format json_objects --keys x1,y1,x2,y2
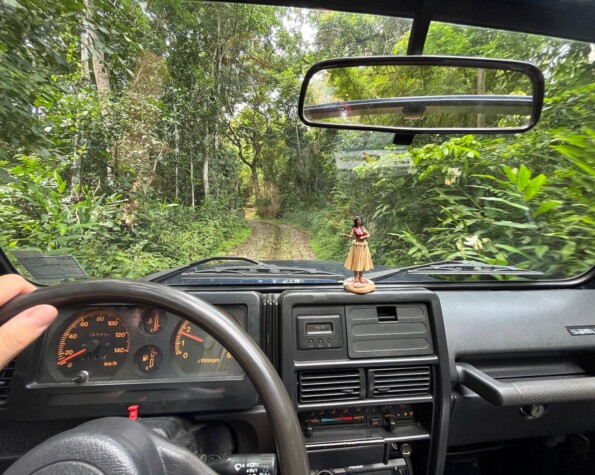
[{"x1": 0, "y1": 275, "x2": 58, "y2": 368}]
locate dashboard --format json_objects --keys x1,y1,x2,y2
[
  {"x1": 2, "y1": 285, "x2": 595, "y2": 475},
  {"x1": 4, "y1": 291, "x2": 261, "y2": 421}
]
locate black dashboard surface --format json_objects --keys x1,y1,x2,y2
[{"x1": 1, "y1": 284, "x2": 595, "y2": 474}]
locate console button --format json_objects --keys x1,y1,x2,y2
[{"x1": 369, "y1": 417, "x2": 382, "y2": 427}]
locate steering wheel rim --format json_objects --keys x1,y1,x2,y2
[{"x1": 0, "y1": 279, "x2": 309, "y2": 475}]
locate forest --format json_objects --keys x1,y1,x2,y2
[{"x1": 1, "y1": 0, "x2": 593, "y2": 280}]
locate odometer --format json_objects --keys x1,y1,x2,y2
[{"x1": 56, "y1": 309, "x2": 130, "y2": 378}]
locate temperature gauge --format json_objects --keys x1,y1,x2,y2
[{"x1": 141, "y1": 308, "x2": 166, "y2": 335}]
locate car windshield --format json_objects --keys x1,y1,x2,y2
[{"x1": 0, "y1": 1, "x2": 593, "y2": 284}]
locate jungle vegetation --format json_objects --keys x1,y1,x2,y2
[{"x1": 0, "y1": 0, "x2": 593, "y2": 279}]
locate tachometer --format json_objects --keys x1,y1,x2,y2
[
  {"x1": 56, "y1": 309, "x2": 130, "y2": 378},
  {"x1": 171, "y1": 320, "x2": 239, "y2": 375}
]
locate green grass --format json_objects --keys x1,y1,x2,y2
[
  {"x1": 280, "y1": 210, "x2": 346, "y2": 262},
  {"x1": 218, "y1": 224, "x2": 252, "y2": 255}
]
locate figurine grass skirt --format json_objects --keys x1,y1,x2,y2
[{"x1": 344, "y1": 241, "x2": 374, "y2": 272}]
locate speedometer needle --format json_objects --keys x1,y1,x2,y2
[
  {"x1": 179, "y1": 331, "x2": 204, "y2": 343},
  {"x1": 58, "y1": 348, "x2": 87, "y2": 366}
]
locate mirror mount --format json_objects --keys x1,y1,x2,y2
[{"x1": 393, "y1": 133, "x2": 415, "y2": 146}]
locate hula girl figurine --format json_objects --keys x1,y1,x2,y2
[{"x1": 341, "y1": 215, "x2": 374, "y2": 291}]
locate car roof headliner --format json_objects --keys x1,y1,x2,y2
[{"x1": 228, "y1": 0, "x2": 595, "y2": 44}]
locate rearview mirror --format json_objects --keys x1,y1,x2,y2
[{"x1": 299, "y1": 56, "x2": 544, "y2": 134}]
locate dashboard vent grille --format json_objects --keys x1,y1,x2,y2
[
  {"x1": 0, "y1": 359, "x2": 16, "y2": 405},
  {"x1": 368, "y1": 366, "x2": 431, "y2": 398},
  {"x1": 262, "y1": 294, "x2": 280, "y2": 371},
  {"x1": 299, "y1": 369, "x2": 363, "y2": 403}
]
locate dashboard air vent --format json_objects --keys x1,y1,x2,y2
[
  {"x1": 262, "y1": 294, "x2": 280, "y2": 371},
  {"x1": 368, "y1": 366, "x2": 431, "y2": 398},
  {"x1": 0, "y1": 359, "x2": 16, "y2": 405},
  {"x1": 299, "y1": 369, "x2": 363, "y2": 403}
]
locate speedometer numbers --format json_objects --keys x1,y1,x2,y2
[
  {"x1": 172, "y1": 320, "x2": 237, "y2": 375},
  {"x1": 57, "y1": 309, "x2": 130, "y2": 378}
]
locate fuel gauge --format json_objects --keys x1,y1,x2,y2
[
  {"x1": 141, "y1": 308, "x2": 166, "y2": 335},
  {"x1": 136, "y1": 345, "x2": 162, "y2": 373}
]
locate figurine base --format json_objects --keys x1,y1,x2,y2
[{"x1": 343, "y1": 278, "x2": 376, "y2": 294}]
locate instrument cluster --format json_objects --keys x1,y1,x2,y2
[{"x1": 37, "y1": 304, "x2": 247, "y2": 384}]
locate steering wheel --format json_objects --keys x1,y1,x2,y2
[{"x1": 0, "y1": 279, "x2": 309, "y2": 475}]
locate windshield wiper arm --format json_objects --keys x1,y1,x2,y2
[
  {"x1": 408, "y1": 262, "x2": 544, "y2": 275},
  {"x1": 183, "y1": 264, "x2": 342, "y2": 277},
  {"x1": 367, "y1": 260, "x2": 543, "y2": 281},
  {"x1": 142, "y1": 256, "x2": 267, "y2": 282},
  {"x1": 185, "y1": 256, "x2": 266, "y2": 269}
]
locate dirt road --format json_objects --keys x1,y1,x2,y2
[{"x1": 230, "y1": 220, "x2": 316, "y2": 261}]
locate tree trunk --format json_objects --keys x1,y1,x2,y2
[
  {"x1": 89, "y1": 36, "x2": 111, "y2": 97},
  {"x1": 203, "y1": 123, "x2": 210, "y2": 200},
  {"x1": 190, "y1": 152, "x2": 195, "y2": 207},
  {"x1": 174, "y1": 102, "x2": 180, "y2": 201},
  {"x1": 212, "y1": 9, "x2": 222, "y2": 200},
  {"x1": 213, "y1": 133, "x2": 219, "y2": 199},
  {"x1": 251, "y1": 165, "x2": 261, "y2": 202},
  {"x1": 85, "y1": 0, "x2": 111, "y2": 98},
  {"x1": 84, "y1": 0, "x2": 113, "y2": 182},
  {"x1": 80, "y1": 29, "x2": 91, "y2": 82},
  {"x1": 203, "y1": 149, "x2": 209, "y2": 200},
  {"x1": 72, "y1": 3, "x2": 92, "y2": 195},
  {"x1": 477, "y1": 68, "x2": 486, "y2": 128},
  {"x1": 70, "y1": 147, "x2": 83, "y2": 197}
]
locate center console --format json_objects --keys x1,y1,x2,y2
[{"x1": 280, "y1": 290, "x2": 450, "y2": 475}]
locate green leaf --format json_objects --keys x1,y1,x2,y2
[
  {"x1": 560, "y1": 241, "x2": 577, "y2": 258},
  {"x1": 502, "y1": 165, "x2": 516, "y2": 183},
  {"x1": 3, "y1": 0, "x2": 23, "y2": 9},
  {"x1": 516, "y1": 165, "x2": 531, "y2": 191},
  {"x1": 551, "y1": 145, "x2": 595, "y2": 176},
  {"x1": 494, "y1": 243, "x2": 529, "y2": 257},
  {"x1": 523, "y1": 174, "x2": 546, "y2": 201},
  {"x1": 479, "y1": 196, "x2": 529, "y2": 211},
  {"x1": 533, "y1": 201, "x2": 561, "y2": 217},
  {"x1": 492, "y1": 220, "x2": 537, "y2": 229}
]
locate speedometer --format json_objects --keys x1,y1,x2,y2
[{"x1": 56, "y1": 309, "x2": 130, "y2": 378}]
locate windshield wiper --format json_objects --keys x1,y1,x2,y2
[
  {"x1": 183, "y1": 264, "x2": 342, "y2": 278},
  {"x1": 367, "y1": 260, "x2": 543, "y2": 282},
  {"x1": 142, "y1": 256, "x2": 267, "y2": 282}
]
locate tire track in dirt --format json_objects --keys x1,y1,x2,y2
[{"x1": 230, "y1": 220, "x2": 316, "y2": 261}]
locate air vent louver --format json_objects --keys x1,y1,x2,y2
[
  {"x1": 368, "y1": 366, "x2": 431, "y2": 398},
  {"x1": 299, "y1": 369, "x2": 363, "y2": 403},
  {"x1": 0, "y1": 359, "x2": 16, "y2": 405},
  {"x1": 262, "y1": 294, "x2": 280, "y2": 371}
]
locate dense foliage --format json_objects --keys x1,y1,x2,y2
[
  {"x1": 288, "y1": 22, "x2": 595, "y2": 278},
  {"x1": 0, "y1": 0, "x2": 593, "y2": 280}
]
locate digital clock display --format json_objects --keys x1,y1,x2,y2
[{"x1": 305, "y1": 322, "x2": 333, "y2": 335}]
